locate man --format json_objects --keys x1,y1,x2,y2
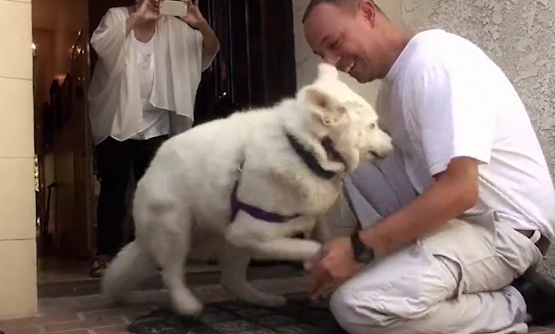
[
  {"x1": 303, "y1": 0, "x2": 555, "y2": 333},
  {"x1": 88, "y1": 0, "x2": 219, "y2": 277}
]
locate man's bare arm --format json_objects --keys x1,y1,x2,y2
[{"x1": 359, "y1": 156, "x2": 480, "y2": 257}]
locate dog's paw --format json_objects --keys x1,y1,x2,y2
[
  {"x1": 256, "y1": 295, "x2": 288, "y2": 307},
  {"x1": 305, "y1": 240, "x2": 323, "y2": 255},
  {"x1": 171, "y1": 294, "x2": 204, "y2": 317},
  {"x1": 303, "y1": 260, "x2": 313, "y2": 271}
]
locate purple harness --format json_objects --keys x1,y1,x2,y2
[
  {"x1": 230, "y1": 175, "x2": 301, "y2": 223},
  {"x1": 229, "y1": 134, "x2": 343, "y2": 224}
]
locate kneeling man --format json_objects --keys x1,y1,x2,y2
[{"x1": 303, "y1": 1, "x2": 555, "y2": 333}]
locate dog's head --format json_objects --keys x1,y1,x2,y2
[{"x1": 294, "y1": 62, "x2": 393, "y2": 172}]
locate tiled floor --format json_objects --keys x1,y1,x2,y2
[
  {"x1": 37, "y1": 256, "x2": 220, "y2": 285},
  {"x1": 2, "y1": 276, "x2": 555, "y2": 334}
]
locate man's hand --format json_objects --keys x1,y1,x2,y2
[
  {"x1": 307, "y1": 237, "x2": 362, "y2": 299},
  {"x1": 180, "y1": 0, "x2": 207, "y2": 28}
]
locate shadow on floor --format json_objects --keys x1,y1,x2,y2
[{"x1": 128, "y1": 293, "x2": 346, "y2": 334}]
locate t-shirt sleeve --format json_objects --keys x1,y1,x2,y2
[{"x1": 412, "y1": 59, "x2": 497, "y2": 177}]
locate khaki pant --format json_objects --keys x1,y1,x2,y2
[{"x1": 335, "y1": 152, "x2": 543, "y2": 334}]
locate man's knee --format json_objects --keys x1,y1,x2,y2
[
  {"x1": 330, "y1": 287, "x2": 434, "y2": 334},
  {"x1": 329, "y1": 268, "x2": 449, "y2": 333},
  {"x1": 330, "y1": 284, "x2": 395, "y2": 333}
]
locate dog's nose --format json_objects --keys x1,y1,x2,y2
[
  {"x1": 370, "y1": 150, "x2": 383, "y2": 159},
  {"x1": 370, "y1": 148, "x2": 392, "y2": 159}
]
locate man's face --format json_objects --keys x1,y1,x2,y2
[{"x1": 304, "y1": 2, "x2": 382, "y2": 83}]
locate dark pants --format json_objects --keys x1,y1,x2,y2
[{"x1": 95, "y1": 135, "x2": 168, "y2": 256}]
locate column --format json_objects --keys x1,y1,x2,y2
[{"x1": 0, "y1": 0, "x2": 38, "y2": 319}]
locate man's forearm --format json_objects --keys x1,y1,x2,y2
[
  {"x1": 197, "y1": 22, "x2": 219, "y2": 58},
  {"x1": 359, "y1": 171, "x2": 478, "y2": 257}
]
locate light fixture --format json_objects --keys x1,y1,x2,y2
[{"x1": 31, "y1": 42, "x2": 37, "y2": 57}]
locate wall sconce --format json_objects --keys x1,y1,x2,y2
[{"x1": 32, "y1": 42, "x2": 37, "y2": 57}]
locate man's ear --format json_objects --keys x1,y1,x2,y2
[
  {"x1": 359, "y1": 0, "x2": 378, "y2": 26},
  {"x1": 317, "y1": 62, "x2": 339, "y2": 80},
  {"x1": 305, "y1": 88, "x2": 346, "y2": 127}
]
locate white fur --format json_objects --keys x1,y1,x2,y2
[{"x1": 101, "y1": 63, "x2": 393, "y2": 316}]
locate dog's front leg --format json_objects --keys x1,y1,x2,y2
[
  {"x1": 220, "y1": 243, "x2": 287, "y2": 307},
  {"x1": 248, "y1": 238, "x2": 322, "y2": 263},
  {"x1": 225, "y1": 214, "x2": 322, "y2": 264}
]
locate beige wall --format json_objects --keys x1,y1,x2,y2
[{"x1": 0, "y1": 0, "x2": 38, "y2": 320}]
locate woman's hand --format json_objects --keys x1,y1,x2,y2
[
  {"x1": 133, "y1": 0, "x2": 161, "y2": 25},
  {"x1": 180, "y1": 0, "x2": 207, "y2": 28}
]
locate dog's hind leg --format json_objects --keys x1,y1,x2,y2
[
  {"x1": 220, "y1": 243, "x2": 287, "y2": 307},
  {"x1": 151, "y1": 209, "x2": 203, "y2": 316}
]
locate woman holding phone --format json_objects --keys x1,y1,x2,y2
[{"x1": 87, "y1": 0, "x2": 219, "y2": 277}]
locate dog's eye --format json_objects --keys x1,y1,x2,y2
[{"x1": 369, "y1": 123, "x2": 376, "y2": 129}]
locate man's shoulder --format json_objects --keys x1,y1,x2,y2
[
  {"x1": 409, "y1": 29, "x2": 477, "y2": 58},
  {"x1": 395, "y1": 29, "x2": 496, "y2": 87}
]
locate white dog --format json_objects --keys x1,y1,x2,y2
[{"x1": 101, "y1": 63, "x2": 393, "y2": 316}]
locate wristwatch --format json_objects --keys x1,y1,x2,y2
[{"x1": 350, "y1": 231, "x2": 375, "y2": 264}]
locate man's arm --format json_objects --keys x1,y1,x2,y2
[
  {"x1": 196, "y1": 21, "x2": 219, "y2": 60},
  {"x1": 359, "y1": 156, "x2": 479, "y2": 257},
  {"x1": 360, "y1": 57, "x2": 496, "y2": 257}
]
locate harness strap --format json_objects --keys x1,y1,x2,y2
[{"x1": 230, "y1": 163, "x2": 301, "y2": 223}]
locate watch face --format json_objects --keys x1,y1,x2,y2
[
  {"x1": 351, "y1": 233, "x2": 374, "y2": 264},
  {"x1": 358, "y1": 249, "x2": 374, "y2": 263}
]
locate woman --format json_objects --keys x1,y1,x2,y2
[{"x1": 88, "y1": 0, "x2": 219, "y2": 277}]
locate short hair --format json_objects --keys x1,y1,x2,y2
[{"x1": 302, "y1": 0, "x2": 383, "y2": 23}]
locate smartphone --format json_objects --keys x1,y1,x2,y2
[{"x1": 159, "y1": 0, "x2": 188, "y2": 17}]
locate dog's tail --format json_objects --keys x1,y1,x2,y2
[{"x1": 101, "y1": 241, "x2": 157, "y2": 302}]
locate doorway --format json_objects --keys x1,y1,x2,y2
[
  {"x1": 32, "y1": 0, "x2": 297, "y2": 292},
  {"x1": 33, "y1": 0, "x2": 95, "y2": 285}
]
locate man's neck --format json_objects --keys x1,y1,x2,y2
[{"x1": 380, "y1": 28, "x2": 416, "y2": 79}]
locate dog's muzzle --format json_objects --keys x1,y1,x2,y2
[{"x1": 369, "y1": 150, "x2": 385, "y2": 159}]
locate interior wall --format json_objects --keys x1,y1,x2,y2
[
  {"x1": 33, "y1": 0, "x2": 87, "y2": 79},
  {"x1": 32, "y1": 29, "x2": 54, "y2": 108}
]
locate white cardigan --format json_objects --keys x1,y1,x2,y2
[{"x1": 88, "y1": 7, "x2": 214, "y2": 144}]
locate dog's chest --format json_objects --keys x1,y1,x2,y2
[{"x1": 283, "y1": 173, "x2": 340, "y2": 213}]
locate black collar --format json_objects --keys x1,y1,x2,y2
[{"x1": 286, "y1": 133, "x2": 343, "y2": 180}]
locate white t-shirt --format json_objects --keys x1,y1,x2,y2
[{"x1": 377, "y1": 29, "x2": 555, "y2": 240}]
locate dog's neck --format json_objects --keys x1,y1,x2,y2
[{"x1": 285, "y1": 133, "x2": 345, "y2": 180}]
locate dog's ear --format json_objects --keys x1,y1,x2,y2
[
  {"x1": 305, "y1": 88, "x2": 346, "y2": 127},
  {"x1": 317, "y1": 62, "x2": 339, "y2": 80}
]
